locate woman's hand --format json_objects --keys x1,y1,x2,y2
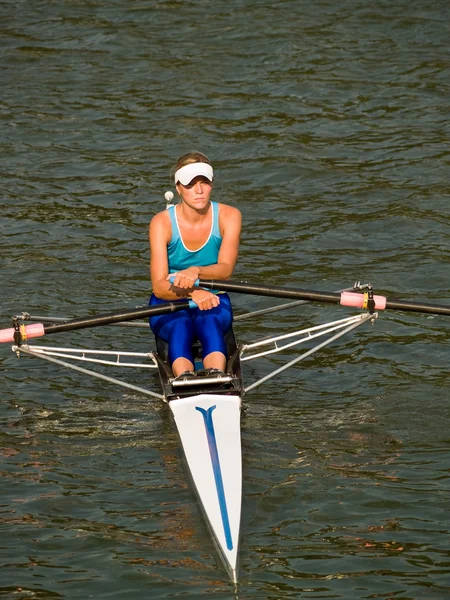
[
  {"x1": 190, "y1": 289, "x2": 220, "y2": 311},
  {"x1": 167, "y1": 267, "x2": 200, "y2": 290}
]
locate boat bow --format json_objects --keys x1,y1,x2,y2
[{"x1": 169, "y1": 393, "x2": 242, "y2": 583}]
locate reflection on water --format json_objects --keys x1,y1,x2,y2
[{"x1": 2, "y1": 0, "x2": 450, "y2": 598}]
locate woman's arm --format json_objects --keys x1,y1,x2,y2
[
  {"x1": 202, "y1": 203, "x2": 242, "y2": 279},
  {"x1": 149, "y1": 211, "x2": 190, "y2": 300}
]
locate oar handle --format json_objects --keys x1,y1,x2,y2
[{"x1": 169, "y1": 275, "x2": 202, "y2": 287}]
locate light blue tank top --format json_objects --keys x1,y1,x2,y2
[{"x1": 167, "y1": 201, "x2": 222, "y2": 273}]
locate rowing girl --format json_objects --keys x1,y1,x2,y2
[{"x1": 148, "y1": 151, "x2": 242, "y2": 377}]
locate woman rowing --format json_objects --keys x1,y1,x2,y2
[{"x1": 149, "y1": 151, "x2": 242, "y2": 377}]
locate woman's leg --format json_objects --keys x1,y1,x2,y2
[
  {"x1": 149, "y1": 296, "x2": 195, "y2": 375},
  {"x1": 194, "y1": 294, "x2": 233, "y2": 371}
]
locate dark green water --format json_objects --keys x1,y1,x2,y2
[{"x1": 1, "y1": 1, "x2": 449, "y2": 598}]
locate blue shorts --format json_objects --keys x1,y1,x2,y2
[{"x1": 149, "y1": 293, "x2": 233, "y2": 366}]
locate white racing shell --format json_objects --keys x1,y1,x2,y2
[{"x1": 169, "y1": 393, "x2": 242, "y2": 582}]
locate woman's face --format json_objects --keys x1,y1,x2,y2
[{"x1": 176, "y1": 176, "x2": 213, "y2": 211}]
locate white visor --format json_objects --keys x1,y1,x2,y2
[{"x1": 174, "y1": 162, "x2": 214, "y2": 185}]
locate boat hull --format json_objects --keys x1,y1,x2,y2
[{"x1": 169, "y1": 393, "x2": 242, "y2": 582}]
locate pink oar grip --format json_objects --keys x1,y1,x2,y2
[
  {"x1": 340, "y1": 291, "x2": 387, "y2": 311},
  {"x1": 0, "y1": 323, "x2": 45, "y2": 344}
]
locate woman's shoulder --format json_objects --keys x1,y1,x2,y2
[
  {"x1": 149, "y1": 208, "x2": 172, "y2": 236},
  {"x1": 217, "y1": 203, "x2": 242, "y2": 237},
  {"x1": 216, "y1": 202, "x2": 241, "y2": 218},
  {"x1": 151, "y1": 207, "x2": 172, "y2": 224}
]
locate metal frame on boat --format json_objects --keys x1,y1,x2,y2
[{"x1": 3, "y1": 278, "x2": 449, "y2": 583}]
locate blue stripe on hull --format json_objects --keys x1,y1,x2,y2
[{"x1": 196, "y1": 405, "x2": 233, "y2": 551}]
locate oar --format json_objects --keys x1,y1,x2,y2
[
  {"x1": 195, "y1": 279, "x2": 450, "y2": 317},
  {"x1": 0, "y1": 299, "x2": 196, "y2": 345}
]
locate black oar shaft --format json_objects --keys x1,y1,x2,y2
[
  {"x1": 385, "y1": 299, "x2": 450, "y2": 316},
  {"x1": 0, "y1": 299, "x2": 195, "y2": 344},
  {"x1": 44, "y1": 300, "x2": 192, "y2": 334},
  {"x1": 198, "y1": 279, "x2": 450, "y2": 317},
  {"x1": 199, "y1": 280, "x2": 341, "y2": 304}
]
